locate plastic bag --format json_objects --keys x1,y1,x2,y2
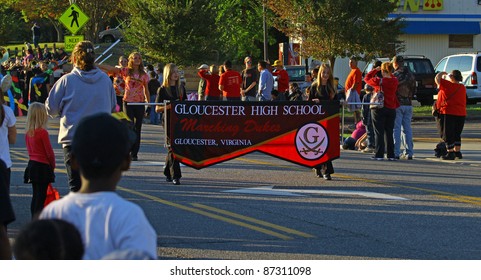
[{"x1": 44, "y1": 184, "x2": 60, "y2": 206}]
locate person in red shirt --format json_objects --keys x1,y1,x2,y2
[
  {"x1": 272, "y1": 60, "x2": 289, "y2": 96},
  {"x1": 219, "y1": 60, "x2": 242, "y2": 101},
  {"x1": 434, "y1": 70, "x2": 467, "y2": 160},
  {"x1": 345, "y1": 56, "x2": 363, "y2": 124},
  {"x1": 197, "y1": 64, "x2": 222, "y2": 101},
  {"x1": 364, "y1": 62, "x2": 399, "y2": 161},
  {"x1": 24, "y1": 102, "x2": 56, "y2": 218}
]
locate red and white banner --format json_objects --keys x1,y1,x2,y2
[{"x1": 170, "y1": 101, "x2": 340, "y2": 169}]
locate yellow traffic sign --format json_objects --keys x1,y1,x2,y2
[
  {"x1": 64, "y1": 35, "x2": 84, "y2": 52},
  {"x1": 59, "y1": 3, "x2": 89, "y2": 35}
]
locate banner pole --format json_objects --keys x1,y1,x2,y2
[
  {"x1": 341, "y1": 101, "x2": 345, "y2": 144},
  {"x1": 164, "y1": 101, "x2": 169, "y2": 148}
]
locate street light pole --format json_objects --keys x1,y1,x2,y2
[{"x1": 263, "y1": 0, "x2": 268, "y2": 61}]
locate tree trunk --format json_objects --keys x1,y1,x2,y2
[
  {"x1": 329, "y1": 56, "x2": 336, "y2": 73},
  {"x1": 48, "y1": 18, "x2": 64, "y2": 42}
]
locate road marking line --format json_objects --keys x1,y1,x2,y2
[
  {"x1": 117, "y1": 186, "x2": 294, "y2": 240},
  {"x1": 225, "y1": 186, "x2": 304, "y2": 197},
  {"x1": 130, "y1": 161, "x2": 164, "y2": 166},
  {"x1": 191, "y1": 203, "x2": 314, "y2": 238},
  {"x1": 10, "y1": 152, "x2": 295, "y2": 240},
  {"x1": 225, "y1": 186, "x2": 408, "y2": 200},
  {"x1": 235, "y1": 156, "x2": 481, "y2": 207},
  {"x1": 235, "y1": 157, "x2": 299, "y2": 169},
  {"x1": 10, "y1": 150, "x2": 29, "y2": 161},
  {"x1": 435, "y1": 195, "x2": 481, "y2": 206}
]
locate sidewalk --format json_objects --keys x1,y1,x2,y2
[{"x1": 343, "y1": 120, "x2": 481, "y2": 165}]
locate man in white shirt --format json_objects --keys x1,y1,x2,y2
[{"x1": 40, "y1": 113, "x2": 157, "y2": 260}]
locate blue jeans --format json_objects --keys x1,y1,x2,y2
[{"x1": 394, "y1": 105, "x2": 414, "y2": 157}]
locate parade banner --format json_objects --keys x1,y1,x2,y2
[{"x1": 170, "y1": 101, "x2": 340, "y2": 169}]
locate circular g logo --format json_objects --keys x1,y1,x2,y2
[{"x1": 295, "y1": 123, "x2": 328, "y2": 160}]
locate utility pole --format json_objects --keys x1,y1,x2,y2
[{"x1": 263, "y1": 1, "x2": 268, "y2": 61}]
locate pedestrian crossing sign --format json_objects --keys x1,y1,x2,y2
[{"x1": 59, "y1": 3, "x2": 90, "y2": 35}]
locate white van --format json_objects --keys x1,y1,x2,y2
[{"x1": 434, "y1": 53, "x2": 481, "y2": 104}]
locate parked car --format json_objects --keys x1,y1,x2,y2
[
  {"x1": 98, "y1": 25, "x2": 123, "y2": 43},
  {"x1": 283, "y1": 65, "x2": 311, "y2": 93},
  {"x1": 434, "y1": 53, "x2": 481, "y2": 104},
  {"x1": 362, "y1": 56, "x2": 437, "y2": 106}
]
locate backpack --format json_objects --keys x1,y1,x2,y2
[
  {"x1": 434, "y1": 141, "x2": 447, "y2": 158},
  {"x1": 395, "y1": 67, "x2": 416, "y2": 99}
]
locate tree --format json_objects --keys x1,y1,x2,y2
[
  {"x1": 74, "y1": 0, "x2": 124, "y2": 43},
  {"x1": 122, "y1": 0, "x2": 220, "y2": 66},
  {"x1": 0, "y1": 0, "x2": 69, "y2": 42},
  {"x1": 213, "y1": 0, "x2": 266, "y2": 62},
  {"x1": 0, "y1": 7, "x2": 30, "y2": 43},
  {"x1": 120, "y1": 0, "x2": 280, "y2": 65},
  {"x1": 267, "y1": 0, "x2": 405, "y2": 70},
  {"x1": 0, "y1": 0, "x2": 123, "y2": 43}
]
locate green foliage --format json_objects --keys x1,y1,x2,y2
[
  {"x1": 267, "y1": 0, "x2": 405, "y2": 70},
  {"x1": 120, "y1": 0, "x2": 271, "y2": 65},
  {"x1": 0, "y1": 0, "x2": 122, "y2": 43},
  {"x1": 0, "y1": 7, "x2": 30, "y2": 43},
  {"x1": 122, "y1": 0, "x2": 220, "y2": 66},
  {"x1": 214, "y1": 0, "x2": 265, "y2": 61},
  {"x1": 75, "y1": 0, "x2": 124, "y2": 42}
]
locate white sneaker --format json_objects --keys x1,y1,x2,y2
[{"x1": 362, "y1": 147, "x2": 374, "y2": 153}]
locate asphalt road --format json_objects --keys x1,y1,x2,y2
[{"x1": 7, "y1": 116, "x2": 481, "y2": 260}]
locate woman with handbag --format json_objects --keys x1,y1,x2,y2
[
  {"x1": 364, "y1": 62, "x2": 399, "y2": 160},
  {"x1": 307, "y1": 64, "x2": 336, "y2": 180},
  {"x1": 434, "y1": 70, "x2": 466, "y2": 160}
]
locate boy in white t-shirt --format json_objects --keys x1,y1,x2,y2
[{"x1": 40, "y1": 113, "x2": 157, "y2": 259}]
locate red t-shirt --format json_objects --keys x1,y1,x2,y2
[
  {"x1": 198, "y1": 70, "x2": 221, "y2": 98},
  {"x1": 219, "y1": 69, "x2": 242, "y2": 98},
  {"x1": 273, "y1": 69, "x2": 289, "y2": 93},
  {"x1": 26, "y1": 128, "x2": 56, "y2": 168},
  {"x1": 345, "y1": 67, "x2": 362, "y2": 94},
  {"x1": 436, "y1": 79, "x2": 466, "y2": 116}
]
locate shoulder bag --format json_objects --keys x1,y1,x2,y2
[{"x1": 369, "y1": 79, "x2": 384, "y2": 109}]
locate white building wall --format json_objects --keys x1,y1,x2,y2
[
  {"x1": 399, "y1": 34, "x2": 447, "y2": 66},
  {"x1": 400, "y1": 33, "x2": 481, "y2": 68},
  {"x1": 326, "y1": 1, "x2": 481, "y2": 85}
]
